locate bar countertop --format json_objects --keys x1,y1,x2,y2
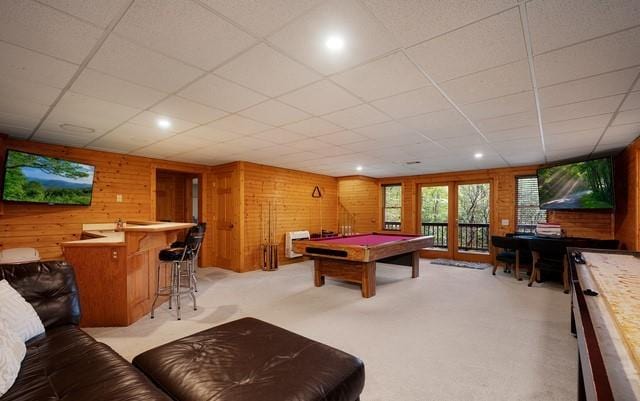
[{"x1": 62, "y1": 221, "x2": 195, "y2": 246}]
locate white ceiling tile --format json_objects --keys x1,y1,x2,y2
[
  {"x1": 268, "y1": 0, "x2": 398, "y2": 75},
  {"x1": 504, "y1": 151, "x2": 546, "y2": 166},
  {"x1": 129, "y1": 111, "x2": 197, "y2": 133},
  {"x1": 289, "y1": 137, "x2": 333, "y2": 151},
  {"x1": 41, "y1": 92, "x2": 141, "y2": 134},
  {"x1": 238, "y1": 100, "x2": 310, "y2": 126},
  {"x1": 491, "y1": 137, "x2": 543, "y2": 153},
  {"x1": 621, "y1": 92, "x2": 640, "y2": 111},
  {"x1": 131, "y1": 135, "x2": 211, "y2": 157},
  {"x1": 0, "y1": 108, "x2": 42, "y2": 132},
  {"x1": 595, "y1": 142, "x2": 630, "y2": 154},
  {"x1": 354, "y1": 120, "x2": 418, "y2": 139},
  {"x1": 150, "y1": 96, "x2": 227, "y2": 125},
  {"x1": 434, "y1": 134, "x2": 486, "y2": 150},
  {"x1": 179, "y1": 74, "x2": 267, "y2": 112},
  {"x1": 278, "y1": 80, "x2": 361, "y2": 115},
  {"x1": 201, "y1": 0, "x2": 322, "y2": 37},
  {"x1": 223, "y1": 136, "x2": 273, "y2": 151},
  {"x1": 283, "y1": 117, "x2": 348, "y2": 137},
  {"x1": 462, "y1": 92, "x2": 536, "y2": 121},
  {"x1": 476, "y1": 111, "x2": 539, "y2": 133},
  {"x1": 38, "y1": 0, "x2": 131, "y2": 27},
  {"x1": 71, "y1": 68, "x2": 167, "y2": 109},
  {"x1": 0, "y1": 41, "x2": 77, "y2": 88},
  {"x1": 216, "y1": 43, "x2": 321, "y2": 97},
  {"x1": 89, "y1": 35, "x2": 203, "y2": 92},
  {"x1": 33, "y1": 130, "x2": 101, "y2": 147},
  {"x1": 363, "y1": 0, "x2": 514, "y2": 47},
  {"x1": 0, "y1": 74, "x2": 61, "y2": 107},
  {"x1": 400, "y1": 109, "x2": 476, "y2": 139},
  {"x1": 600, "y1": 124, "x2": 640, "y2": 145},
  {"x1": 613, "y1": 109, "x2": 640, "y2": 126},
  {"x1": 0, "y1": 93, "x2": 52, "y2": 122},
  {"x1": 371, "y1": 86, "x2": 451, "y2": 119},
  {"x1": 0, "y1": 124, "x2": 32, "y2": 139},
  {"x1": 534, "y1": 27, "x2": 640, "y2": 87},
  {"x1": 543, "y1": 114, "x2": 612, "y2": 135},
  {"x1": 538, "y1": 67, "x2": 639, "y2": 108},
  {"x1": 114, "y1": 0, "x2": 255, "y2": 70},
  {"x1": 208, "y1": 114, "x2": 272, "y2": 135},
  {"x1": 440, "y1": 59, "x2": 532, "y2": 104},
  {"x1": 91, "y1": 122, "x2": 176, "y2": 150},
  {"x1": 342, "y1": 133, "x2": 425, "y2": 152},
  {"x1": 545, "y1": 129, "x2": 602, "y2": 150},
  {"x1": 250, "y1": 128, "x2": 307, "y2": 145},
  {"x1": 526, "y1": 0, "x2": 640, "y2": 55},
  {"x1": 331, "y1": 52, "x2": 430, "y2": 101},
  {"x1": 542, "y1": 95, "x2": 624, "y2": 124},
  {"x1": 406, "y1": 8, "x2": 526, "y2": 82},
  {"x1": 0, "y1": 0, "x2": 102, "y2": 63},
  {"x1": 316, "y1": 130, "x2": 369, "y2": 145},
  {"x1": 546, "y1": 146, "x2": 595, "y2": 162},
  {"x1": 322, "y1": 104, "x2": 390, "y2": 129},
  {"x1": 486, "y1": 126, "x2": 540, "y2": 143},
  {"x1": 181, "y1": 124, "x2": 241, "y2": 143}
]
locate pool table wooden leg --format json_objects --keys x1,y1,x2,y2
[
  {"x1": 313, "y1": 259, "x2": 325, "y2": 287},
  {"x1": 411, "y1": 251, "x2": 420, "y2": 278},
  {"x1": 361, "y1": 262, "x2": 376, "y2": 298}
]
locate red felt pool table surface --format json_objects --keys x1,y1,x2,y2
[{"x1": 313, "y1": 234, "x2": 418, "y2": 246}]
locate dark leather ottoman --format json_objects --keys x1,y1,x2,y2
[{"x1": 132, "y1": 317, "x2": 365, "y2": 401}]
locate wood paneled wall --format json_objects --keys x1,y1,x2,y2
[
  {"x1": 243, "y1": 162, "x2": 338, "y2": 271},
  {"x1": 337, "y1": 176, "x2": 379, "y2": 232},
  {"x1": 0, "y1": 137, "x2": 212, "y2": 265},
  {"x1": 615, "y1": 137, "x2": 640, "y2": 250}
]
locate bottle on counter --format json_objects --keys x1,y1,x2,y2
[{"x1": 116, "y1": 218, "x2": 123, "y2": 231}]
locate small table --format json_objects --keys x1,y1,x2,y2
[{"x1": 293, "y1": 233, "x2": 434, "y2": 298}]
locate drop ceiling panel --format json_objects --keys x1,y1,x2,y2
[
  {"x1": 0, "y1": 124, "x2": 32, "y2": 139},
  {"x1": 150, "y1": 96, "x2": 227, "y2": 125},
  {"x1": 250, "y1": 128, "x2": 307, "y2": 144},
  {"x1": 462, "y1": 92, "x2": 536, "y2": 121},
  {"x1": 331, "y1": 52, "x2": 430, "y2": 101},
  {"x1": 600, "y1": 124, "x2": 640, "y2": 144},
  {"x1": 406, "y1": 8, "x2": 526, "y2": 82},
  {"x1": 238, "y1": 100, "x2": 310, "y2": 126},
  {"x1": 268, "y1": 0, "x2": 398, "y2": 75},
  {"x1": 215, "y1": 43, "x2": 321, "y2": 97},
  {"x1": 354, "y1": 120, "x2": 418, "y2": 139},
  {"x1": 537, "y1": 68, "x2": 639, "y2": 108},
  {"x1": 613, "y1": 109, "x2": 640, "y2": 126},
  {"x1": 0, "y1": 75, "x2": 61, "y2": 107},
  {"x1": 316, "y1": 130, "x2": 369, "y2": 145},
  {"x1": 547, "y1": 146, "x2": 595, "y2": 162},
  {"x1": 33, "y1": 130, "x2": 101, "y2": 147},
  {"x1": 38, "y1": 0, "x2": 132, "y2": 28},
  {"x1": 371, "y1": 86, "x2": 452, "y2": 119},
  {"x1": 543, "y1": 114, "x2": 612, "y2": 135},
  {"x1": 542, "y1": 95, "x2": 624, "y2": 124},
  {"x1": 400, "y1": 109, "x2": 476, "y2": 139},
  {"x1": 114, "y1": 0, "x2": 255, "y2": 70},
  {"x1": 0, "y1": 98, "x2": 49, "y2": 123},
  {"x1": 208, "y1": 114, "x2": 272, "y2": 135},
  {"x1": 178, "y1": 74, "x2": 267, "y2": 112},
  {"x1": 534, "y1": 27, "x2": 640, "y2": 87},
  {"x1": 363, "y1": 0, "x2": 514, "y2": 47},
  {"x1": 440, "y1": 60, "x2": 532, "y2": 105},
  {"x1": 72, "y1": 68, "x2": 167, "y2": 109},
  {"x1": 491, "y1": 137, "x2": 543, "y2": 153},
  {"x1": 621, "y1": 92, "x2": 640, "y2": 111},
  {"x1": 278, "y1": 80, "x2": 361, "y2": 115},
  {"x1": 180, "y1": 124, "x2": 240, "y2": 143},
  {"x1": 0, "y1": 0, "x2": 102, "y2": 64},
  {"x1": 92, "y1": 122, "x2": 179, "y2": 149},
  {"x1": 322, "y1": 104, "x2": 390, "y2": 129},
  {"x1": 89, "y1": 36, "x2": 203, "y2": 93},
  {"x1": 129, "y1": 111, "x2": 197, "y2": 133},
  {"x1": 526, "y1": 0, "x2": 640, "y2": 55},
  {"x1": 485, "y1": 126, "x2": 540, "y2": 142},
  {"x1": 545, "y1": 129, "x2": 602, "y2": 150},
  {"x1": 282, "y1": 117, "x2": 343, "y2": 136},
  {"x1": 0, "y1": 41, "x2": 77, "y2": 89},
  {"x1": 476, "y1": 111, "x2": 538, "y2": 133}
]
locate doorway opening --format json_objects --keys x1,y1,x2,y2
[{"x1": 155, "y1": 169, "x2": 201, "y2": 223}]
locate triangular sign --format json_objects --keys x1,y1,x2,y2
[{"x1": 312, "y1": 186, "x2": 322, "y2": 198}]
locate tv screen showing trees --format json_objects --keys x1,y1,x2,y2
[
  {"x1": 2, "y1": 150, "x2": 95, "y2": 206},
  {"x1": 537, "y1": 157, "x2": 614, "y2": 210}
]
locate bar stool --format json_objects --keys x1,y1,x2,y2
[
  {"x1": 169, "y1": 223, "x2": 206, "y2": 292},
  {"x1": 151, "y1": 230, "x2": 204, "y2": 320}
]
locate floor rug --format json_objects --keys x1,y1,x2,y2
[{"x1": 430, "y1": 258, "x2": 492, "y2": 270}]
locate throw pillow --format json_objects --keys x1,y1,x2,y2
[
  {"x1": 0, "y1": 320, "x2": 26, "y2": 396},
  {"x1": 0, "y1": 280, "x2": 45, "y2": 342}
]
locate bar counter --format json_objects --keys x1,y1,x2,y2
[{"x1": 62, "y1": 221, "x2": 195, "y2": 327}]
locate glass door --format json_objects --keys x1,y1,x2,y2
[
  {"x1": 454, "y1": 182, "x2": 491, "y2": 262},
  {"x1": 419, "y1": 184, "x2": 453, "y2": 258}
]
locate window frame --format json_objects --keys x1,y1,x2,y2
[
  {"x1": 515, "y1": 175, "x2": 547, "y2": 234},
  {"x1": 382, "y1": 183, "x2": 402, "y2": 231}
]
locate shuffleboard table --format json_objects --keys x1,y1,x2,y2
[{"x1": 293, "y1": 233, "x2": 434, "y2": 298}]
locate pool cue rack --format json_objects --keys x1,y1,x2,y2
[{"x1": 260, "y1": 200, "x2": 279, "y2": 271}]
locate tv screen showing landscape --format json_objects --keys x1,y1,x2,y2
[
  {"x1": 2, "y1": 150, "x2": 95, "y2": 206},
  {"x1": 537, "y1": 157, "x2": 614, "y2": 210}
]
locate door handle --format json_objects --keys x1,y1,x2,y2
[{"x1": 228, "y1": 223, "x2": 234, "y2": 229}]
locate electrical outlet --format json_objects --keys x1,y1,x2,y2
[
  {"x1": 116, "y1": 194, "x2": 123, "y2": 203},
  {"x1": 501, "y1": 219, "x2": 509, "y2": 226}
]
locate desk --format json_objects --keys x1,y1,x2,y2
[
  {"x1": 62, "y1": 221, "x2": 194, "y2": 327},
  {"x1": 569, "y1": 248, "x2": 640, "y2": 400},
  {"x1": 293, "y1": 233, "x2": 434, "y2": 298}
]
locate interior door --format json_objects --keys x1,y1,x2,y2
[
  {"x1": 214, "y1": 172, "x2": 234, "y2": 268},
  {"x1": 418, "y1": 183, "x2": 453, "y2": 259},
  {"x1": 453, "y1": 181, "x2": 492, "y2": 262},
  {"x1": 155, "y1": 173, "x2": 175, "y2": 222}
]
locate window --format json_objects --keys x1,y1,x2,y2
[
  {"x1": 382, "y1": 184, "x2": 402, "y2": 230},
  {"x1": 516, "y1": 176, "x2": 547, "y2": 233}
]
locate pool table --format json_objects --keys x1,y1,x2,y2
[{"x1": 293, "y1": 233, "x2": 434, "y2": 298}]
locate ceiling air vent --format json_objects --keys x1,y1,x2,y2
[{"x1": 405, "y1": 161, "x2": 421, "y2": 165}]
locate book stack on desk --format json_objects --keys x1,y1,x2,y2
[{"x1": 535, "y1": 223, "x2": 562, "y2": 238}]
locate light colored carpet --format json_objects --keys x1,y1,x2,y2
[{"x1": 86, "y1": 259, "x2": 577, "y2": 401}]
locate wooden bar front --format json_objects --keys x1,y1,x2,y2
[{"x1": 62, "y1": 221, "x2": 194, "y2": 327}]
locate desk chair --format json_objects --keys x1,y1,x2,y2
[
  {"x1": 528, "y1": 238, "x2": 590, "y2": 293},
  {"x1": 492, "y1": 236, "x2": 532, "y2": 280}
]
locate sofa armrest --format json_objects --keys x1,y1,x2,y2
[{"x1": 0, "y1": 260, "x2": 81, "y2": 329}]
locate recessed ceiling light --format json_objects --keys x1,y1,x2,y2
[
  {"x1": 157, "y1": 118, "x2": 171, "y2": 129},
  {"x1": 356, "y1": 165, "x2": 363, "y2": 171},
  {"x1": 474, "y1": 153, "x2": 483, "y2": 159},
  {"x1": 325, "y1": 35, "x2": 345, "y2": 51}
]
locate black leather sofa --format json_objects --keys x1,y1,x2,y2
[{"x1": 0, "y1": 261, "x2": 170, "y2": 401}]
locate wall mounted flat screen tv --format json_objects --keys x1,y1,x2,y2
[
  {"x1": 537, "y1": 157, "x2": 614, "y2": 210},
  {"x1": 2, "y1": 150, "x2": 95, "y2": 206}
]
